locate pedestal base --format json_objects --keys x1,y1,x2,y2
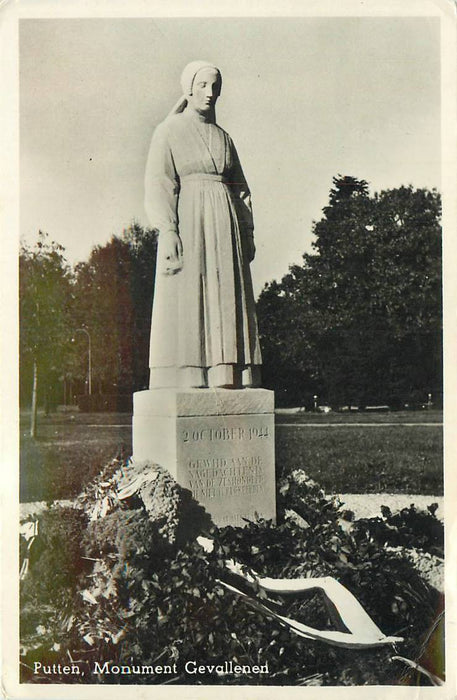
[{"x1": 132, "y1": 388, "x2": 276, "y2": 527}]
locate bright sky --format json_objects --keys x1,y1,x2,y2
[{"x1": 19, "y1": 16, "x2": 440, "y2": 295}]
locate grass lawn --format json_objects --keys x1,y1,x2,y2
[
  {"x1": 20, "y1": 409, "x2": 443, "y2": 502},
  {"x1": 275, "y1": 423, "x2": 443, "y2": 495},
  {"x1": 20, "y1": 411, "x2": 132, "y2": 502}
]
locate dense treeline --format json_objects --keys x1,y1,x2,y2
[
  {"x1": 20, "y1": 234, "x2": 74, "y2": 433},
  {"x1": 19, "y1": 176, "x2": 442, "y2": 415},
  {"x1": 20, "y1": 224, "x2": 158, "y2": 424},
  {"x1": 257, "y1": 177, "x2": 442, "y2": 407},
  {"x1": 71, "y1": 223, "x2": 158, "y2": 395}
]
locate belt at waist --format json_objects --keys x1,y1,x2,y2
[{"x1": 180, "y1": 174, "x2": 228, "y2": 184}]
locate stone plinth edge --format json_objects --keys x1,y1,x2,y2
[{"x1": 133, "y1": 388, "x2": 274, "y2": 417}]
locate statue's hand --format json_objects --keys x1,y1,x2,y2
[
  {"x1": 160, "y1": 230, "x2": 183, "y2": 275},
  {"x1": 246, "y1": 236, "x2": 256, "y2": 263}
]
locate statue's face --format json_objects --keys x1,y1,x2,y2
[{"x1": 188, "y1": 68, "x2": 221, "y2": 114}]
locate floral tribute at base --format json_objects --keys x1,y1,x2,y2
[{"x1": 20, "y1": 459, "x2": 444, "y2": 686}]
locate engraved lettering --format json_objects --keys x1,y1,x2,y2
[{"x1": 248, "y1": 426, "x2": 269, "y2": 439}]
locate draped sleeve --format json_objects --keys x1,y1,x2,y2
[
  {"x1": 228, "y1": 138, "x2": 254, "y2": 235},
  {"x1": 144, "y1": 120, "x2": 180, "y2": 234}
]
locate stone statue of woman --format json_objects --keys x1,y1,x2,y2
[{"x1": 144, "y1": 60, "x2": 262, "y2": 390}]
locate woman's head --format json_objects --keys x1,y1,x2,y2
[
  {"x1": 166, "y1": 61, "x2": 222, "y2": 120},
  {"x1": 180, "y1": 61, "x2": 222, "y2": 116}
]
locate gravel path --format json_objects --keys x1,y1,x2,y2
[
  {"x1": 335, "y1": 493, "x2": 444, "y2": 520},
  {"x1": 20, "y1": 493, "x2": 444, "y2": 522}
]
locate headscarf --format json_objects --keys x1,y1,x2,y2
[{"x1": 167, "y1": 60, "x2": 221, "y2": 118}]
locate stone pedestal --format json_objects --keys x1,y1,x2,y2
[{"x1": 132, "y1": 388, "x2": 276, "y2": 527}]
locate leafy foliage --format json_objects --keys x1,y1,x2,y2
[
  {"x1": 257, "y1": 177, "x2": 442, "y2": 407},
  {"x1": 20, "y1": 506, "x2": 91, "y2": 663},
  {"x1": 78, "y1": 458, "x2": 213, "y2": 550},
  {"x1": 71, "y1": 223, "x2": 157, "y2": 395},
  {"x1": 20, "y1": 179, "x2": 441, "y2": 410},
  {"x1": 20, "y1": 465, "x2": 444, "y2": 686},
  {"x1": 19, "y1": 223, "x2": 158, "y2": 407},
  {"x1": 20, "y1": 232, "x2": 74, "y2": 409},
  {"x1": 352, "y1": 503, "x2": 444, "y2": 558}
]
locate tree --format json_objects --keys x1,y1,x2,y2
[
  {"x1": 257, "y1": 177, "x2": 442, "y2": 407},
  {"x1": 20, "y1": 232, "x2": 74, "y2": 436},
  {"x1": 256, "y1": 272, "x2": 322, "y2": 406},
  {"x1": 71, "y1": 223, "x2": 158, "y2": 399},
  {"x1": 125, "y1": 222, "x2": 159, "y2": 391},
  {"x1": 366, "y1": 185, "x2": 442, "y2": 405}
]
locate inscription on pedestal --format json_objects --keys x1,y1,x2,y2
[
  {"x1": 188, "y1": 455, "x2": 264, "y2": 499},
  {"x1": 133, "y1": 388, "x2": 276, "y2": 527},
  {"x1": 177, "y1": 415, "x2": 275, "y2": 526}
]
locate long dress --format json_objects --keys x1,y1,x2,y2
[{"x1": 144, "y1": 108, "x2": 262, "y2": 389}]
